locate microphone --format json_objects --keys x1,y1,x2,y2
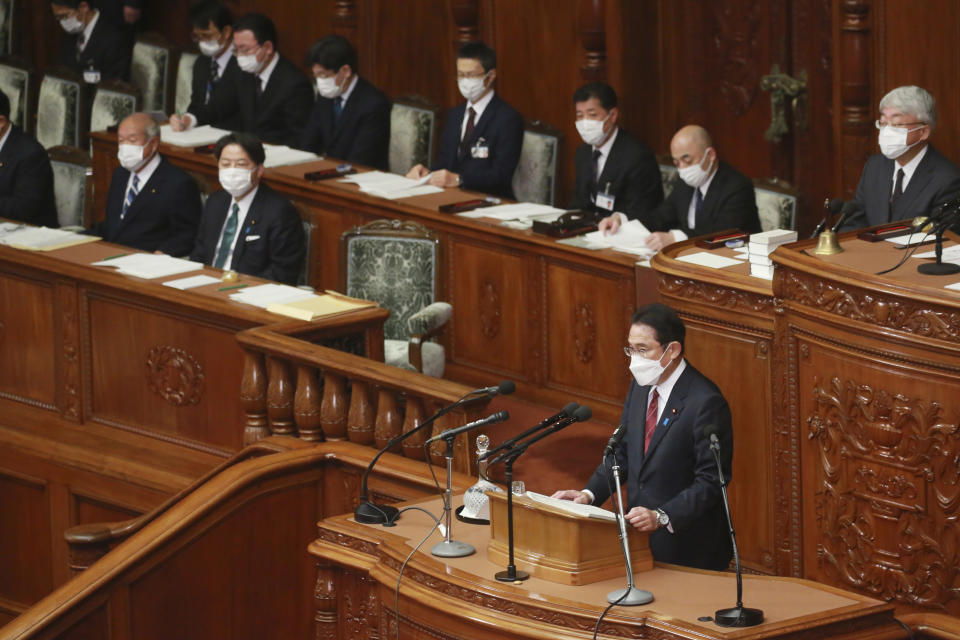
[
  {"x1": 702, "y1": 424, "x2": 763, "y2": 627},
  {"x1": 487, "y1": 405, "x2": 592, "y2": 466},
  {"x1": 470, "y1": 381, "x2": 516, "y2": 397},
  {"x1": 478, "y1": 402, "x2": 578, "y2": 462},
  {"x1": 810, "y1": 198, "x2": 843, "y2": 238},
  {"x1": 830, "y1": 201, "x2": 862, "y2": 233},
  {"x1": 425, "y1": 411, "x2": 510, "y2": 444},
  {"x1": 603, "y1": 423, "x2": 627, "y2": 457}
]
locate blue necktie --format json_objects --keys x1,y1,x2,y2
[
  {"x1": 694, "y1": 187, "x2": 704, "y2": 226},
  {"x1": 214, "y1": 203, "x2": 240, "y2": 269},
  {"x1": 120, "y1": 174, "x2": 139, "y2": 220},
  {"x1": 333, "y1": 97, "x2": 343, "y2": 123}
]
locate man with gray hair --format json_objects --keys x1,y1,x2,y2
[
  {"x1": 88, "y1": 112, "x2": 202, "y2": 255},
  {"x1": 846, "y1": 85, "x2": 960, "y2": 229}
]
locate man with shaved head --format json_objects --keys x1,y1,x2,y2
[
  {"x1": 601, "y1": 124, "x2": 760, "y2": 250},
  {"x1": 88, "y1": 112, "x2": 202, "y2": 255}
]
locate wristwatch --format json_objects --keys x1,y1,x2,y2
[
  {"x1": 655, "y1": 508, "x2": 670, "y2": 528},
  {"x1": 455, "y1": 174, "x2": 462, "y2": 187}
]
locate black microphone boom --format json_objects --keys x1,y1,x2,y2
[
  {"x1": 487, "y1": 405, "x2": 592, "y2": 466},
  {"x1": 424, "y1": 411, "x2": 510, "y2": 444},
  {"x1": 830, "y1": 201, "x2": 863, "y2": 233},
  {"x1": 603, "y1": 423, "x2": 627, "y2": 457},
  {"x1": 702, "y1": 424, "x2": 763, "y2": 627},
  {"x1": 472, "y1": 380, "x2": 516, "y2": 397},
  {"x1": 478, "y1": 402, "x2": 578, "y2": 462}
]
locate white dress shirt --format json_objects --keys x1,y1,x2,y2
[
  {"x1": 593, "y1": 127, "x2": 619, "y2": 185},
  {"x1": 124, "y1": 152, "x2": 161, "y2": 199},
  {"x1": 460, "y1": 89, "x2": 495, "y2": 140},
  {"x1": 213, "y1": 184, "x2": 260, "y2": 270},
  {"x1": 893, "y1": 144, "x2": 928, "y2": 195},
  {"x1": 671, "y1": 165, "x2": 719, "y2": 242}
]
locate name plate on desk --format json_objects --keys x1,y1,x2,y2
[{"x1": 487, "y1": 490, "x2": 651, "y2": 585}]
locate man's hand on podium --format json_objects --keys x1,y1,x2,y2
[
  {"x1": 625, "y1": 506, "x2": 659, "y2": 532},
  {"x1": 550, "y1": 489, "x2": 591, "y2": 504}
]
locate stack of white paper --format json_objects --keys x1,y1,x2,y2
[
  {"x1": 228, "y1": 283, "x2": 315, "y2": 308},
  {"x1": 0, "y1": 226, "x2": 98, "y2": 250},
  {"x1": 262, "y1": 144, "x2": 321, "y2": 168},
  {"x1": 676, "y1": 251, "x2": 743, "y2": 269},
  {"x1": 913, "y1": 244, "x2": 960, "y2": 262},
  {"x1": 748, "y1": 229, "x2": 797, "y2": 279},
  {"x1": 163, "y1": 274, "x2": 221, "y2": 290},
  {"x1": 580, "y1": 219, "x2": 656, "y2": 258},
  {"x1": 457, "y1": 202, "x2": 565, "y2": 221},
  {"x1": 91, "y1": 254, "x2": 202, "y2": 279},
  {"x1": 525, "y1": 491, "x2": 616, "y2": 522},
  {"x1": 160, "y1": 124, "x2": 231, "y2": 147},
  {"x1": 339, "y1": 171, "x2": 443, "y2": 199}
]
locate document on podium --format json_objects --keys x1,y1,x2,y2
[
  {"x1": 524, "y1": 491, "x2": 616, "y2": 522},
  {"x1": 159, "y1": 124, "x2": 231, "y2": 147}
]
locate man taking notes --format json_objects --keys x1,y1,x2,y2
[{"x1": 190, "y1": 133, "x2": 305, "y2": 285}]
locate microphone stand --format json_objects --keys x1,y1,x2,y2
[
  {"x1": 493, "y1": 449, "x2": 530, "y2": 582},
  {"x1": 917, "y1": 211, "x2": 960, "y2": 276},
  {"x1": 708, "y1": 434, "x2": 763, "y2": 627},
  {"x1": 430, "y1": 434, "x2": 475, "y2": 558},
  {"x1": 605, "y1": 450, "x2": 653, "y2": 605}
]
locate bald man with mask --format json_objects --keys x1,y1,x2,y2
[{"x1": 599, "y1": 125, "x2": 760, "y2": 250}]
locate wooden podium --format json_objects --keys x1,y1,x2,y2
[{"x1": 486, "y1": 491, "x2": 652, "y2": 585}]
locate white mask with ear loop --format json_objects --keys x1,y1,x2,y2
[{"x1": 628, "y1": 347, "x2": 672, "y2": 387}]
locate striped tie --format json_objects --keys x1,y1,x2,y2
[
  {"x1": 643, "y1": 389, "x2": 659, "y2": 452},
  {"x1": 213, "y1": 203, "x2": 240, "y2": 269},
  {"x1": 120, "y1": 175, "x2": 139, "y2": 220}
]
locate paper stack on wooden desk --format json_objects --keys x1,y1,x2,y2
[
  {"x1": 267, "y1": 292, "x2": 377, "y2": 320},
  {"x1": 262, "y1": 144, "x2": 321, "y2": 168},
  {"x1": 91, "y1": 253, "x2": 202, "y2": 279},
  {"x1": 748, "y1": 229, "x2": 797, "y2": 279},
  {"x1": 340, "y1": 171, "x2": 443, "y2": 199},
  {"x1": 160, "y1": 124, "x2": 231, "y2": 147},
  {"x1": 0, "y1": 225, "x2": 100, "y2": 251}
]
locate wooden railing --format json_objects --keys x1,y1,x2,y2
[
  {"x1": 237, "y1": 320, "x2": 491, "y2": 474},
  {"x1": 2, "y1": 442, "x2": 474, "y2": 640}
]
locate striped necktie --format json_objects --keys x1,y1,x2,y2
[
  {"x1": 214, "y1": 203, "x2": 240, "y2": 269},
  {"x1": 205, "y1": 56, "x2": 219, "y2": 103},
  {"x1": 643, "y1": 389, "x2": 659, "y2": 453},
  {"x1": 120, "y1": 174, "x2": 139, "y2": 220}
]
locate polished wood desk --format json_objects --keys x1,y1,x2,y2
[
  {"x1": 653, "y1": 233, "x2": 960, "y2": 617},
  {"x1": 90, "y1": 131, "x2": 642, "y2": 423},
  {"x1": 309, "y1": 495, "x2": 903, "y2": 639}
]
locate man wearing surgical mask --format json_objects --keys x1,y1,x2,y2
[
  {"x1": 169, "y1": 13, "x2": 312, "y2": 149},
  {"x1": 570, "y1": 82, "x2": 662, "y2": 225},
  {"x1": 551, "y1": 303, "x2": 734, "y2": 571},
  {"x1": 88, "y1": 113, "x2": 201, "y2": 255},
  {"x1": 190, "y1": 132, "x2": 305, "y2": 285},
  {"x1": 845, "y1": 85, "x2": 960, "y2": 230},
  {"x1": 181, "y1": 1, "x2": 241, "y2": 131},
  {"x1": 301, "y1": 34, "x2": 391, "y2": 170},
  {"x1": 50, "y1": 0, "x2": 131, "y2": 82},
  {"x1": 406, "y1": 41, "x2": 523, "y2": 200},
  {"x1": 608, "y1": 125, "x2": 760, "y2": 250}
]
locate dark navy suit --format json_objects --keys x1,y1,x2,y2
[
  {"x1": 0, "y1": 126, "x2": 58, "y2": 227},
  {"x1": 570, "y1": 129, "x2": 663, "y2": 220},
  {"x1": 301, "y1": 77, "x2": 391, "y2": 169}
]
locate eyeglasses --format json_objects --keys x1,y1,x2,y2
[
  {"x1": 235, "y1": 45, "x2": 261, "y2": 57},
  {"x1": 456, "y1": 72, "x2": 486, "y2": 80},
  {"x1": 624, "y1": 346, "x2": 651, "y2": 358},
  {"x1": 875, "y1": 119, "x2": 927, "y2": 130}
]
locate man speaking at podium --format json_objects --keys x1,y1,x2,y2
[{"x1": 552, "y1": 304, "x2": 734, "y2": 571}]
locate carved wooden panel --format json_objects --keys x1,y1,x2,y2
[
  {"x1": 85, "y1": 294, "x2": 245, "y2": 453},
  {"x1": 448, "y1": 238, "x2": 528, "y2": 378},
  {"x1": 0, "y1": 470, "x2": 52, "y2": 607},
  {"x1": 0, "y1": 272, "x2": 57, "y2": 409},
  {"x1": 544, "y1": 261, "x2": 630, "y2": 402},
  {"x1": 798, "y1": 339, "x2": 960, "y2": 614}
]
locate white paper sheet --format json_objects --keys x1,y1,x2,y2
[
  {"x1": 162, "y1": 274, "x2": 221, "y2": 290},
  {"x1": 885, "y1": 232, "x2": 933, "y2": 246},
  {"x1": 459, "y1": 202, "x2": 565, "y2": 221},
  {"x1": 525, "y1": 491, "x2": 616, "y2": 522},
  {"x1": 228, "y1": 283, "x2": 315, "y2": 308},
  {"x1": 92, "y1": 254, "x2": 203, "y2": 279},
  {"x1": 0, "y1": 226, "x2": 91, "y2": 249},
  {"x1": 581, "y1": 219, "x2": 651, "y2": 249},
  {"x1": 676, "y1": 251, "x2": 743, "y2": 269},
  {"x1": 945, "y1": 281, "x2": 960, "y2": 291},
  {"x1": 262, "y1": 144, "x2": 321, "y2": 168},
  {"x1": 912, "y1": 244, "x2": 960, "y2": 260},
  {"x1": 362, "y1": 185, "x2": 444, "y2": 199},
  {"x1": 160, "y1": 124, "x2": 232, "y2": 147}
]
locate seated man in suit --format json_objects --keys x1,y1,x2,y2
[
  {"x1": 88, "y1": 113, "x2": 202, "y2": 255},
  {"x1": 406, "y1": 41, "x2": 523, "y2": 200},
  {"x1": 50, "y1": 0, "x2": 131, "y2": 82},
  {"x1": 570, "y1": 82, "x2": 663, "y2": 222},
  {"x1": 169, "y1": 13, "x2": 313, "y2": 148},
  {"x1": 0, "y1": 91, "x2": 58, "y2": 227},
  {"x1": 91, "y1": 0, "x2": 141, "y2": 50},
  {"x1": 605, "y1": 125, "x2": 760, "y2": 250},
  {"x1": 190, "y1": 132, "x2": 305, "y2": 285},
  {"x1": 184, "y1": 1, "x2": 242, "y2": 131},
  {"x1": 845, "y1": 85, "x2": 960, "y2": 230},
  {"x1": 301, "y1": 35, "x2": 391, "y2": 169},
  {"x1": 552, "y1": 303, "x2": 734, "y2": 571}
]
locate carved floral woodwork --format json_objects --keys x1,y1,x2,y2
[
  {"x1": 659, "y1": 275, "x2": 775, "y2": 316},
  {"x1": 577, "y1": 0, "x2": 606, "y2": 82},
  {"x1": 573, "y1": 302, "x2": 596, "y2": 364},
  {"x1": 58, "y1": 282, "x2": 81, "y2": 420},
  {"x1": 709, "y1": 2, "x2": 762, "y2": 116},
  {"x1": 808, "y1": 376, "x2": 960, "y2": 611},
  {"x1": 479, "y1": 279, "x2": 501, "y2": 339},
  {"x1": 145, "y1": 345, "x2": 204, "y2": 407},
  {"x1": 314, "y1": 562, "x2": 337, "y2": 640}
]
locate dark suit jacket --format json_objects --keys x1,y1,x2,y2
[
  {"x1": 585, "y1": 363, "x2": 734, "y2": 571},
  {"x1": 570, "y1": 129, "x2": 663, "y2": 220},
  {"x1": 187, "y1": 54, "x2": 243, "y2": 132},
  {"x1": 301, "y1": 77, "x2": 391, "y2": 169},
  {"x1": 0, "y1": 126, "x2": 58, "y2": 227},
  {"x1": 646, "y1": 161, "x2": 761, "y2": 236},
  {"x1": 190, "y1": 184, "x2": 305, "y2": 285},
  {"x1": 197, "y1": 54, "x2": 313, "y2": 147},
  {"x1": 433, "y1": 93, "x2": 523, "y2": 200},
  {"x1": 90, "y1": 157, "x2": 202, "y2": 256},
  {"x1": 58, "y1": 14, "x2": 131, "y2": 81},
  {"x1": 847, "y1": 145, "x2": 960, "y2": 229}
]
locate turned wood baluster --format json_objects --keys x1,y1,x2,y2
[
  {"x1": 374, "y1": 389, "x2": 402, "y2": 449},
  {"x1": 240, "y1": 351, "x2": 268, "y2": 445},
  {"x1": 320, "y1": 372, "x2": 348, "y2": 439},
  {"x1": 266, "y1": 357, "x2": 296, "y2": 437},
  {"x1": 578, "y1": 0, "x2": 607, "y2": 83},
  {"x1": 294, "y1": 365, "x2": 324, "y2": 442},
  {"x1": 400, "y1": 395, "x2": 428, "y2": 460},
  {"x1": 347, "y1": 380, "x2": 375, "y2": 445},
  {"x1": 313, "y1": 561, "x2": 338, "y2": 640}
]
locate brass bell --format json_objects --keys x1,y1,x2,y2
[{"x1": 811, "y1": 229, "x2": 843, "y2": 255}]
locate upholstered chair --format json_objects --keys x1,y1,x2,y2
[
  {"x1": 173, "y1": 51, "x2": 197, "y2": 116},
  {"x1": 511, "y1": 120, "x2": 561, "y2": 205},
  {"x1": 658, "y1": 154, "x2": 680, "y2": 199},
  {"x1": 48, "y1": 145, "x2": 92, "y2": 229},
  {"x1": 130, "y1": 35, "x2": 176, "y2": 113},
  {"x1": 0, "y1": 57, "x2": 30, "y2": 130},
  {"x1": 389, "y1": 96, "x2": 438, "y2": 175},
  {"x1": 90, "y1": 80, "x2": 140, "y2": 135},
  {"x1": 754, "y1": 177, "x2": 799, "y2": 231},
  {"x1": 37, "y1": 69, "x2": 86, "y2": 149}
]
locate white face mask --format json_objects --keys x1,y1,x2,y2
[
  {"x1": 219, "y1": 167, "x2": 254, "y2": 198},
  {"x1": 878, "y1": 125, "x2": 924, "y2": 160},
  {"x1": 628, "y1": 347, "x2": 672, "y2": 387},
  {"x1": 678, "y1": 148, "x2": 715, "y2": 188},
  {"x1": 236, "y1": 51, "x2": 263, "y2": 75},
  {"x1": 575, "y1": 114, "x2": 610, "y2": 147},
  {"x1": 117, "y1": 143, "x2": 147, "y2": 171},
  {"x1": 60, "y1": 14, "x2": 84, "y2": 34},
  {"x1": 457, "y1": 73, "x2": 489, "y2": 103},
  {"x1": 315, "y1": 74, "x2": 344, "y2": 99},
  {"x1": 198, "y1": 39, "x2": 223, "y2": 57}
]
